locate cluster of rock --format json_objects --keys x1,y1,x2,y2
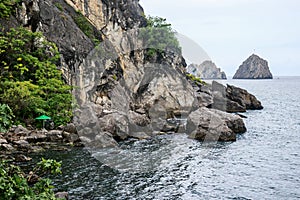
[
  {"x1": 185, "y1": 80, "x2": 262, "y2": 141},
  {"x1": 187, "y1": 61, "x2": 227, "y2": 79},
  {"x1": 0, "y1": 124, "x2": 81, "y2": 155},
  {"x1": 233, "y1": 54, "x2": 273, "y2": 79}
]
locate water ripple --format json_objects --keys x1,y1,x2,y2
[{"x1": 30, "y1": 77, "x2": 300, "y2": 199}]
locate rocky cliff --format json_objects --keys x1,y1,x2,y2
[
  {"x1": 233, "y1": 54, "x2": 273, "y2": 79},
  {"x1": 188, "y1": 61, "x2": 227, "y2": 79},
  {"x1": 1, "y1": 0, "x2": 263, "y2": 146}
]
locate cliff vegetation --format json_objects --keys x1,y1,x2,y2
[{"x1": 0, "y1": 26, "x2": 73, "y2": 127}]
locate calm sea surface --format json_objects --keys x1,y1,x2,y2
[{"x1": 31, "y1": 76, "x2": 300, "y2": 199}]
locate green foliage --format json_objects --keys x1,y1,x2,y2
[
  {"x1": 139, "y1": 16, "x2": 181, "y2": 58},
  {"x1": 54, "y1": 2, "x2": 63, "y2": 11},
  {"x1": 74, "y1": 11, "x2": 100, "y2": 45},
  {"x1": 34, "y1": 158, "x2": 62, "y2": 176},
  {"x1": 0, "y1": 0, "x2": 19, "y2": 18},
  {"x1": 186, "y1": 73, "x2": 205, "y2": 84},
  {"x1": 0, "y1": 158, "x2": 62, "y2": 200},
  {"x1": 0, "y1": 103, "x2": 14, "y2": 132},
  {"x1": 0, "y1": 27, "x2": 72, "y2": 126}
]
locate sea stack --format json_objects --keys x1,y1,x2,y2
[
  {"x1": 187, "y1": 61, "x2": 227, "y2": 79},
  {"x1": 233, "y1": 54, "x2": 273, "y2": 79}
]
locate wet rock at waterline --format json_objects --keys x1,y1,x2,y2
[{"x1": 186, "y1": 107, "x2": 246, "y2": 142}]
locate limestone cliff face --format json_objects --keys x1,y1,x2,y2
[
  {"x1": 233, "y1": 54, "x2": 273, "y2": 79},
  {"x1": 188, "y1": 61, "x2": 227, "y2": 79},
  {"x1": 65, "y1": 0, "x2": 145, "y2": 31}
]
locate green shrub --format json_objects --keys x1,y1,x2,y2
[
  {"x1": 139, "y1": 16, "x2": 181, "y2": 58},
  {"x1": 0, "y1": 158, "x2": 62, "y2": 200},
  {"x1": 0, "y1": 27, "x2": 73, "y2": 126},
  {"x1": 0, "y1": 103, "x2": 14, "y2": 132},
  {"x1": 0, "y1": 0, "x2": 19, "y2": 18},
  {"x1": 74, "y1": 11, "x2": 97, "y2": 43},
  {"x1": 54, "y1": 2, "x2": 63, "y2": 11},
  {"x1": 186, "y1": 73, "x2": 205, "y2": 84}
]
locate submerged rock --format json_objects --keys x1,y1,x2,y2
[{"x1": 233, "y1": 54, "x2": 273, "y2": 79}]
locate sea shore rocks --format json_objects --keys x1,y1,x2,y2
[{"x1": 0, "y1": 124, "x2": 82, "y2": 155}]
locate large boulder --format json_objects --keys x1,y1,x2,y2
[
  {"x1": 233, "y1": 54, "x2": 273, "y2": 79},
  {"x1": 98, "y1": 112, "x2": 130, "y2": 141},
  {"x1": 210, "y1": 109, "x2": 247, "y2": 133},
  {"x1": 226, "y1": 84, "x2": 263, "y2": 110},
  {"x1": 211, "y1": 81, "x2": 245, "y2": 113},
  {"x1": 186, "y1": 107, "x2": 241, "y2": 142},
  {"x1": 210, "y1": 81, "x2": 263, "y2": 112}
]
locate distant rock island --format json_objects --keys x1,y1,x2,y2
[
  {"x1": 233, "y1": 54, "x2": 273, "y2": 79},
  {"x1": 187, "y1": 61, "x2": 227, "y2": 79}
]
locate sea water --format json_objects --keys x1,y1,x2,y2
[{"x1": 32, "y1": 77, "x2": 300, "y2": 199}]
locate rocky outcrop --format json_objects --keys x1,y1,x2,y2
[
  {"x1": 226, "y1": 84, "x2": 264, "y2": 110},
  {"x1": 187, "y1": 61, "x2": 226, "y2": 79},
  {"x1": 233, "y1": 54, "x2": 273, "y2": 79},
  {"x1": 211, "y1": 81, "x2": 263, "y2": 112},
  {"x1": 1, "y1": 0, "x2": 264, "y2": 146},
  {"x1": 189, "y1": 80, "x2": 263, "y2": 113}
]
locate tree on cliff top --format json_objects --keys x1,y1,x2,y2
[{"x1": 140, "y1": 16, "x2": 181, "y2": 57}]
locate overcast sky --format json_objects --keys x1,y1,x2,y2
[{"x1": 140, "y1": 0, "x2": 300, "y2": 76}]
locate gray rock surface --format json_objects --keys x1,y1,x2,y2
[
  {"x1": 233, "y1": 54, "x2": 273, "y2": 79},
  {"x1": 0, "y1": 139, "x2": 8, "y2": 144},
  {"x1": 226, "y1": 84, "x2": 263, "y2": 110},
  {"x1": 209, "y1": 81, "x2": 263, "y2": 112},
  {"x1": 188, "y1": 61, "x2": 226, "y2": 79},
  {"x1": 186, "y1": 107, "x2": 245, "y2": 142}
]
